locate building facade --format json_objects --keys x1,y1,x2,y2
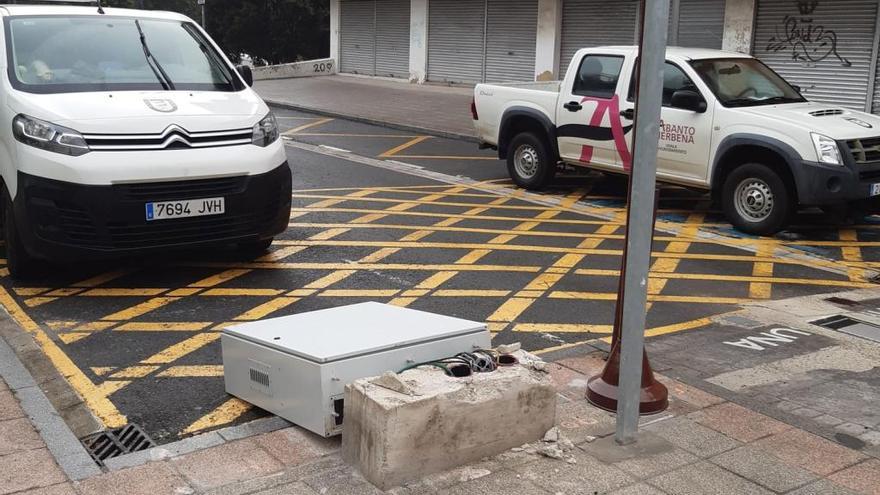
[{"x1": 329, "y1": 0, "x2": 880, "y2": 113}]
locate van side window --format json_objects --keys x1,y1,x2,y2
[
  {"x1": 573, "y1": 55, "x2": 625, "y2": 98},
  {"x1": 627, "y1": 62, "x2": 701, "y2": 106}
]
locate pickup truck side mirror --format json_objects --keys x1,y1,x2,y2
[
  {"x1": 236, "y1": 65, "x2": 254, "y2": 87},
  {"x1": 670, "y1": 90, "x2": 707, "y2": 113},
  {"x1": 791, "y1": 84, "x2": 802, "y2": 94}
]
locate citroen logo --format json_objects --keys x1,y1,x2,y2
[{"x1": 144, "y1": 99, "x2": 178, "y2": 113}]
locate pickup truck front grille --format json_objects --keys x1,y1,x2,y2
[
  {"x1": 847, "y1": 137, "x2": 880, "y2": 165},
  {"x1": 83, "y1": 125, "x2": 253, "y2": 151}
]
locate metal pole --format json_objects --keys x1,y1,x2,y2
[{"x1": 615, "y1": 0, "x2": 669, "y2": 445}]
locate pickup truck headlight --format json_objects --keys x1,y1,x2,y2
[
  {"x1": 13, "y1": 114, "x2": 89, "y2": 156},
  {"x1": 811, "y1": 133, "x2": 843, "y2": 166},
  {"x1": 252, "y1": 112, "x2": 279, "y2": 147}
]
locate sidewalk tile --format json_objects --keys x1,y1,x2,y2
[
  {"x1": 301, "y1": 465, "x2": 383, "y2": 495},
  {"x1": 556, "y1": 354, "x2": 607, "y2": 377},
  {"x1": 518, "y1": 451, "x2": 633, "y2": 494},
  {"x1": 253, "y1": 429, "x2": 323, "y2": 467},
  {"x1": 788, "y1": 480, "x2": 861, "y2": 495},
  {"x1": 710, "y1": 445, "x2": 817, "y2": 492},
  {"x1": 395, "y1": 464, "x2": 494, "y2": 493},
  {"x1": 173, "y1": 439, "x2": 283, "y2": 490},
  {"x1": 246, "y1": 481, "x2": 318, "y2": 495},
  {"x1": 609, "y1": 483, "x2": 668, "y2": 495},
  {"x1": 16, "y1": 483, "x2": 77, "y2": 495},
  {"x1": 0, "y1": 448, "x2": 67, "y2": 495},
  {"x1": 0, "y1": 417, "x2": 44, "y2": 456},
  {"x1": 0, "y1": 379, "x2": 7, "y2": 392},
  {"x1": 648, "y1": 461, "x2": 773, "y2": 495},
  {"x1": 76, "y1": 462, "x2": 191, "y2": 495},
  {"x1": 202, "y1": 457, "x2": 344, "y2": 495},
  {"x1": 612, "y1": 447, "x2": 697, "y2": 479},
  {"x1": 0, "y1": 390, "x2": 25, "y2": 421},
  {"x1": 556, "y1": 398, "x2": 616, "y2": 443},
  {"x1": 751, "y1": 428, "x2": 867, "y2": 476},
  {"x1": 644, "y1": 417, "x2": 740, "y2": 457},
  {"x1": 655, "y1": 376, "x2": 724, "y2": 409},
  {"x1": 827, "y1": 459, "x2": 880, "y2": 495},
  {"x1": 687, "y1": 402, "x2": 791, "y2": 442},
  {"x1": 547, "y1": 363, "x2": 589, "y2": 399},
  {"x1": 443, "y1": 469, "x2": 551, "y2": 495}
]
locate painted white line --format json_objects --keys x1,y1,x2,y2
[{"x1": 283, "y1": 139, "x2": 875, "y2": 281}]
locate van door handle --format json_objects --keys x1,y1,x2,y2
[
  {"x1": 564, "y1": 101, "x2": 583, "y2": 112},
  {"x1": 620, "y1": 109, "x2": 634, "y2": 120}
]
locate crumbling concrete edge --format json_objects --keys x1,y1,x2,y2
[
  {"x1": 0, "y1": 325, "x2": 102, "y2": 480},
  {"x1": 266, "y1": 100, "x2": 479, "y2": 143}
]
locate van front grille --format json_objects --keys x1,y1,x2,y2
[
  {"x1": 847, "y1": 137, "x2": 880, "y2": 165},
  {"x1": 83, "y1": 125, "x2": 253, "y2": 151}
]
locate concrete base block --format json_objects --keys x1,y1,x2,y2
[{"x1": 342, "y1": 351, "x2": 556, "y2": 490}]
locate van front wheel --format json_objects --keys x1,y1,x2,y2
[
  {"x1": 722, "y1": 163, "x2": 793, "y2": 236},
  {"x1": 506, "y1": 132, "x2": 555, "y2": 190},
  {"x1": 3, "y1": 188, "x2": 37, "y2": 280}
]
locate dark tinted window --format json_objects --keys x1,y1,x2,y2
[
  {"x1": 572, "y1": 55, "x2": 624, "y2": 98},
  {"x1": 628, "y1": 62, "x2": 701, "y2": 106}
]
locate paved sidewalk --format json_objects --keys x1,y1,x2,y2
[
  {"x1": 254, "y1": 76, "x2": 476, "y2": 140},
  {"x1": 4, "y1": 354, "x2": 879, "y2": 495}
]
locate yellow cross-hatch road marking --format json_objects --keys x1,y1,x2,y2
[
  {"x1": 3, "y1": 175, "x2": 872, "y2": 440},
  {"x1": 378, "y1": 136, "x2": 432, "y2": 158},
  {"x1": 281, "y1": 117, "x2": 334, "y2": 136}
]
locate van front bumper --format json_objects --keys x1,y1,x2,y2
[
  {"x1": 13, "y1": 162, "x2": 292, "y2": 261},
  {"x1": 794, "y1": 159, "x2": 880, "y2": 209}
]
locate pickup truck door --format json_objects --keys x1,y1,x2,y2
[
  {"x1": 619, "y1": 61, "x2": 714, "y2": 183},
  {"x1": 556, "y1": 54, "x2": 631, "y2": 170}
]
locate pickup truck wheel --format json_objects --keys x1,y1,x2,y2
[
  {"x1": 507, "y1": 132, "x2": 555, "y2": 189},
  {"x1": 2, "y1": 187, "x2": 37, "y2": 280},
  {"x1": 722, "y1": 163, "x2": 793, "y2": 236}
]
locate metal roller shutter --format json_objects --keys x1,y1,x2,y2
[
  {"x1": 753, "y1": 0, "x2": 877, "y2": 110},
  {"x1": 560, "y1": 0, "x2": 639, "y2": 77},
  {"x1": 340, "y1": 0, "x2": 376, "y2": 75},
  {"x1": 375, "y1": 0, "x2": 411, "y2": 78},
  {"x1": 428, "y1": 0, "x2": 486, "y2": 84},
  {"x1": 676, "y1": 0, "x2": 724, "y2": 49},
  {"x1": 485, "y1": 0, "x2": 539, "y2": 82}
]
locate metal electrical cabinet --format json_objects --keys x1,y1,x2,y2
[{"x1": 222, "y1": 302, "x2": 490, "y2": 437}]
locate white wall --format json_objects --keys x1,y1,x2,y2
[
  {"x1": 722, "y1": 0, "x2": 756, "y2": 53},
  {"x1": 409, "y1": 0, "x2": 429, "y2": 83},
  {"x1": 535, "y1": 0, "x2": 562, "y2": 81},
  {"x1": 329, "y1": 0, "x2": 341, "y2": 63}
]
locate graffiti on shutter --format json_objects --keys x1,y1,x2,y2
[{"x1": 765, "y1": 0, "x2": 851, "y2": 67}]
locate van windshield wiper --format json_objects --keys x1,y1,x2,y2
[{"x1": 135, "y1": 19, "x2": 175, "y2": 90}]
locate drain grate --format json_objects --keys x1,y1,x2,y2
[
  {"x1": 812, "y1": 315, "x2": 880, "y2": 344},
  {"x1": 81, "y1": 423, "x2": 155, "y2": 466},
  {"x1": 824, "y1": 297, "x2": 862, "y2": 308}
]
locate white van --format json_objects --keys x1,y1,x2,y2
[{"x1": 0, "y1": 4, "x2": 291, "y2": 278}]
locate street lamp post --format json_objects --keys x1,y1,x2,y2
[{"x1": 198, "y1": 0, "x2": 206, "y2": 28}]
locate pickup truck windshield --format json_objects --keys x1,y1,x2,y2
[
  {"x1": 5, "y1": 16, "x2": 241, "y2": 94},
  {"x1": 689, "y1": 58, "x2": 805, "y2": 107}
]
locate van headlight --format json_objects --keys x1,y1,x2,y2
[
  {"x1": 252, "y1": 113, "x2": 279, "y2": 147},
  {"x1": 811, "y1": 133, "x2": 843, "y2": 165},
  {"x1": 13, "y1": 114, "x2": 89, "y2": 156}
]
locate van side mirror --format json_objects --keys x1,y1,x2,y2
[
  {"x1": 670, "y1": 90, "x2": 707, "y2": 113},
  {"x1": 236, "y1": 65, "x2": 253, "y2": 87}
]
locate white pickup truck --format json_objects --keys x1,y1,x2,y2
[{"x1": 473, "y1": 46, "x2": 880, "y2": 235}]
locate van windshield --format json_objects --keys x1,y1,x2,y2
[
  {"x1": 689, "y1": 58, "x2": 805, "y2": 107},
  {"x1": 5, "y1": 16, "x2": 242, "y2": 94}
]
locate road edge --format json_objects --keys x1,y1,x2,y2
[{"x1": 266, "y1": 100, "x2": 479, "y2": 143}]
